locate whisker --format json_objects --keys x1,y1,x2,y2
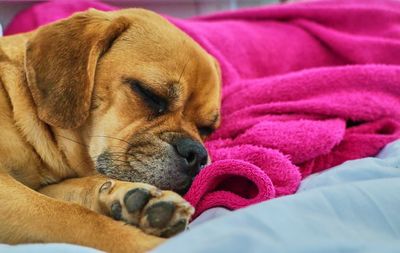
[
  {"x1": 178, "y1": 59, "x2": 190, "y2": 84},
  {"x1": 105, "y1": 159, "x2": 130, "y2": 164},
  {"x1": 109, "y1": 151, "x2": 148, "y2": 157},
  {"x1": 103, "y1": 145, "x2": 126, "y2": 152},
  {"x1": 56, "y1": 135, "x2": 89, "y2": 147},
  {"x1": 107, "y1": 154, "x2": 127, "y2": 160},
  {"x1": 89, "y1": 135, "x2": 132, "y2": 146},
  {"x1": 55, "y1": 135, "x2": 128, "y2": 152},
  {"x1": 54, "y1": 135, "x2": 151, "y2": 169}
]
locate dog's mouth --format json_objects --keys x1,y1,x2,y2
[
  {"x1": 95, "y1": 148, "x2": 196, "y2": 195},
  {"x1": 175, "y1": 181, "x2": 193, "y2": 195},
  {"x1": 93, "y1": 132, "x2": 207, "y2": 195}
]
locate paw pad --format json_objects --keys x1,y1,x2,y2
[
  {"x1": 146, "y1": 201, "x2": 176, "y2": 228},
  {"x1": 110, "y1": 201, "x2": 122, "y2": 220},
  {"x1": 124, "y1": 188, "x2": 151, "y2": 213}
]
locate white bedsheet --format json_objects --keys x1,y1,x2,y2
[
  {"x1": 1, "y1": 140, "x2": 400, "y2": 252},
  {"x1": 154, "y1": 140, "x2": 400, "y2": 253}
]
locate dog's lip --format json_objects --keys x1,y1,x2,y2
[
  {"x1": 176, "y1": 184, "x2": 191, "y2": 196},
  {"x1": 174, "y1": 177, "x2": 194, "y2": 196},
  {"x1": 95, "y1": 149, "x2": 199, "y2": 195}
]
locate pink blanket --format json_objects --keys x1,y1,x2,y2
[{"x1": 6, "y1": 0, "x2": 400, "y2": 218}]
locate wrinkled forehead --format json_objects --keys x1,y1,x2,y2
[{"x1": 106, "y1": 16, "x2": 221, "y2": 122}]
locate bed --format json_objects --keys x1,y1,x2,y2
[
  {"x1": 1, "y1": 139, "x2": 399, "y2": 252},
  {"x1": 1, "y1": 0, "x2": 400, "y2": 252},
  {"x1": 155, "y1": 139, "x2": 400, "y2": 253}
]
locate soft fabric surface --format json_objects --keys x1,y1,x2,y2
[
  {"x1": 5, "y1": 0, "x2": 400, "y2": 217},
  {"x1": 153, "y1": 139, "x2": 400, "y2": 253},
  {"x1": 0, "y1": 243, "x2": 102, "y2": 253},
  {"x1": 2, "y1": 139, "x2": 400, "y2": 252}
]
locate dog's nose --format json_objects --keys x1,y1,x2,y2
[{"x1": 175, "y1": 138, "x2": 208, "y2": 176}]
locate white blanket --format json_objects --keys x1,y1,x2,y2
[{"x1": 2, "y1": 140, "x2": 400, "y2": 252}]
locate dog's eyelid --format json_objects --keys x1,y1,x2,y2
[{"x1": 124, "y1": 78, "x2": 168, "y2": 115}]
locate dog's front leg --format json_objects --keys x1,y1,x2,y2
[
  {"x1": 39, "y1": 175, "x2": 194, "y2": 238},
  {"x1": 0, "y1": 172, "x2": 164, "y2": 253}
]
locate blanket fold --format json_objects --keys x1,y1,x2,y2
[{"x1": 6, "y1": 0, "x2": 400, "y2": 218}]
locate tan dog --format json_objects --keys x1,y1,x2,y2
[{"x1": 0, "y1": 8, "x2": 221, "y2": 253}]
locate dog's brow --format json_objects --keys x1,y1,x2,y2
[
  {"x1": 124, "y1": 77, "x2": 180, "y2": 106},
  {"x1": 166, "y1": 82, "x2": 180, "y2": 102}
]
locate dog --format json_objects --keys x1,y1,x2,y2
[{"x1": 0, "y1": 8, "x2": 221, "y2": 253}]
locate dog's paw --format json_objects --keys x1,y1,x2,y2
[{"x1": 97, "y1": 180, "x2": 194, "y2": 237}]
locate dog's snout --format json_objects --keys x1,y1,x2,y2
[{"x1": 175, "y1": 138, "x2": 207, "y2": 176}]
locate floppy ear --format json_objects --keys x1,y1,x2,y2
[{"x1": 24, "y1": 9, "x2": 129, "y2": 129}]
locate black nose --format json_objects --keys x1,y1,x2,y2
[{"x1": 174, "y1": 138, "x2": 208, "y2": 176}]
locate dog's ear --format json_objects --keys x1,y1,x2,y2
[{"x1": 24, "y1": 9, "x2": 129, "y2": 129}]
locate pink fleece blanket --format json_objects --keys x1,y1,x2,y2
[{"x1": 6, "y1": 0, "x2": 400, "y2": 218}]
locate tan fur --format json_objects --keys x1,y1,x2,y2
[{"x1": 0, "y1": 8, "x2": 221, "y2": 253}]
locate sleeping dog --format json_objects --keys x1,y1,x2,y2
[{"x1": 0, "y1": 8, "x2": 221, "y2": 253}]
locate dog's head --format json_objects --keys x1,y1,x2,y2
[{"x1": 24, "y1": 9, "x2": 221, "y2": 194}]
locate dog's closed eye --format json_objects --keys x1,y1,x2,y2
[
  {"x1": 125, "y1": 78, "x2": 168, "y2": 115},
  {"x1": 198, "y1": 126, "x2": 214, "y2": 136}
]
